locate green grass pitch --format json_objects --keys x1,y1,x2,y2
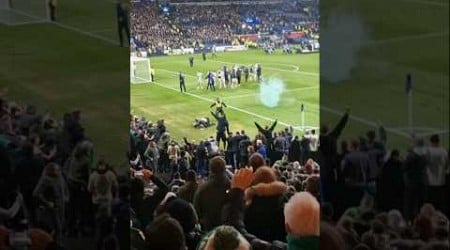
[
  {"x1": 320, "y1": 0, "x2": 449, "y2": 149},
  {"x1": 131, "y1": 50, "x2": 320, "y2": 142},
  {"x1": 1, "y1": 0, "x2": 130, "y2": 170}
]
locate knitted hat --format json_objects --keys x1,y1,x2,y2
[
  {"x1": 252, "y1": 166, "x2": 276, "y2": 185},
  {"x1": 164, "y1": 198, "x2": 197, "y2": 234}
]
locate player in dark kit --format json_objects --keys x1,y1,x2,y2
[
  {"x1": 179, "y1": 72, "x2": 186, "y2": 92},
  {"x1": 236, "y1": 67, "x2": 242, "y2": 85},
  {"x1": 189, "y1": 56, "x2": 194, "y2": 67},
  {"x1": 202, "y1": 51, "x2": 207, "y2": 61},
  {"x1": 206, "y1": 71, "x2": 215, "y2": 91},
  {"x1": 211, "y1": 110, "x2": 229, "y2": 149},
  {"x1": 116, "y1": 1, "x2": 130, "y2": 47},
  {"x1": 256, "y1": 64, "x2": 262, "y2": 81},
  {"x1": 47, "y1": 0, "x2": 57, "y2": 21},
  {"x1": 223, "y1": 66, "x2": 229, "y2": 85},
  {"x1": 244, "y1": 67, "x2": 249, "y2": 82}
]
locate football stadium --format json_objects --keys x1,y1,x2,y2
[
  {"x1": 1, "y1": 0, "x2": 129, "y2": 249},
  {"x1": 130, "y1": 0, "x2": 320, "y2": 142},
  {"x1": 129, "y1": 0, "x2": 323, "y2": 249},
  {"x1": 0, "y1": 0, "x2": 448, "y2": 248}
]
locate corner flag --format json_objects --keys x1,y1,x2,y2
[
  {"x1": 405, "y1": 73, "x2": 413, "y2": 135},
  {"x1": 405, "y1": 73, "x2": 412, "y2": 94},
  {"x1": 301, "y1": 103, "x2": 305, "y2": 131}
]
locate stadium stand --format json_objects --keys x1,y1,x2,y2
[
  {"x1": 0, "y1": 93, "x2": 129, "y2": 249},
  {"x1": 2, "y1": 96, "x2": 447, "y2": 250},
  {"x1": 318, "y1": 112, "x2": 450, "y2": 250},
  {"x1": 130, "y1": 0, "x2": 319, "y2": 55},
  {"x1": 129, "y1": 109, "x2": 449, "y2": 249},
  {"x1": 129, "y1": 113, "x2": 321, "y2": 249}
]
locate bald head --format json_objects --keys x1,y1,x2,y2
[{"x1": 284, "y1": 192, "x2": 320, "y2": 237}]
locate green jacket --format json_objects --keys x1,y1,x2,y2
[{"x1": 287, "y1": 235, "x2": 319, "y2": 250}]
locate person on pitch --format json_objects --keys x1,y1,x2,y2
[
  {"x1": 206, "y1": 71, "x2": 215, "y2": 91},
  {"x1": 212, "y1": 44, "x2": 217, "y2": 58},
  {"x1": 210, "y1": 97, "x2": 227, "y2": 115},
  {"x1": 197, "y1": 71, "x2": 203, "y2": 89},
  {"x1": 256, "y1": 63, "x2": 262, "y2": 82},
  {"x1": 202, "y1": 49, "x2": 207, "y2": 61},
  {"x1": 116, "y1": 0, "x2": 130, "y2": 47},
  {"x1": 179, "y1": 72, "x2": 186, "y2": 93},
  {"x1": 244, "y1": 66, "x2": 249, "y2": 82},
  {"x1": 210, "y1": 109, "x2": 229, "y2": 149}
]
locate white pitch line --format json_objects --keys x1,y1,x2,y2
[
  {"x1": 209, "y1": 59, "x2": 319, "y2": 77},
  {"x1": 8, "y1": 8, "x2": 119, "y2": 46},
  {"x1": 223, "y1": 86, "x2": 318, "y2": 100},
  {"x1": 152, "y1": 69, "x2": 315, "y2": 130},
  {"x1": 151, "y1": 80, "x2": 305, "y2": 130},
  {"x1": 417, "y1": 130, "x2": 449, "y2": 137},
  {"x1": 320, "y1": 106, "x2": 412, "y2": 138},
  {"x1": 400, "y1": 0, "x2": 449, "y2": 6},
  {"x1": 266, "y1": 63, "x2": 300, "y2": 72},
  {"x1": 7, "y1": 20, "x2": 47, "y2": 26},
  {"x1": 148, "y1": 69, "x2": 440, "y2": 140},
  {"x1": 90, "y1": 28, "x2": 114, "y2": 33},
  {"x1": 366, "y1": 31, "x2": 449, "y2": 46},
  {"x1": 155, "y1": 68, "x2": 414, "y2": 139},
  {"x1": 52, "y1": 21, "x2": 118, "y2": 45}
]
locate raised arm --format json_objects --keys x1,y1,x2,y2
[
  {"x1": 222, "y1": 167, "x2": 253, "y2": 231},
  {"x1": 378, "y1": 124, "x2": 387, "y2": 145},
  {"x1": 0, "y1": 193, "x2": 23, "y2": 219},
  {"x1": 183, "y1": 137, "x2": 192, "y2": 149},
  {"x1": 254, "y1": 122, "x2": 264, "y2": 133},
  {"x1": 329, "y1": 110, "x2": 349, "y2": 139},
  {"x1": 269, "y1": 119, "x2": 278, "y2": 132},
  {"x1": 149, "y1": 173, "x2": 169, "y2": 205}
]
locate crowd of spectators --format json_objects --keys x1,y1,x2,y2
[
  {"x1": 0, "y1": 93, "x2": 129, "y2": 249},
  {"x1": 130, "y1": 2, "x2": 185, "y2": 54},
  {"x1": 318, "y1": 110, "x2": 449, "y2": 250},
  {"x1": 131, "y1": 0, "x2": 319, "y2": 53},
  {"x1": 129, "y1": 113, "x2": 321, "y2": 249},
  {"x1": 2, "y1": 89, "x2": 448, "y2": 250},
  {"x1": 129, "y1": 108, "x2": 449, "y2": 250}
]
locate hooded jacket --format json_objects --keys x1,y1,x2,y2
[{"x1": 244, "y1": 181, "x2": 288, "y2": 242}]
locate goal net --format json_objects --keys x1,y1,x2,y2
[
  {"x1": 131, "y1": 57, "x2": 152, "y2": 84},
  {"x1": 0, "y1": 0, "x2": 48, "y2": 25}
]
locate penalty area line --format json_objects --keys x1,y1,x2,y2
[
  {"x1": 223, "y1": 86, "x2": 319, "y2": 100},
  {"x1": 150, "y1": 81, "x2": 305, "y2": 131},
  {"x1": 209, "y1": 59, "x2": 319, "y2": 77},
  {"x1": 7, "y1": 8, "x2": 119, "y2": 46},
  {"x1": 155, "y1": 67, "x2": 418, "y2": 139}
]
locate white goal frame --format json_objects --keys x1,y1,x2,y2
[{"x1": 130, "y1": 56, "x2": 152, "y2": 84}]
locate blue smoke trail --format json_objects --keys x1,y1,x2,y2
[
  {"x1": 259, "y1": 77, "x2": 285, "y2": 108},
  {"x1": 321, "y1": 12, "x2": 368, "y2": 83}
]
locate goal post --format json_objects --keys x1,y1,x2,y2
[{"x1": 130, "y1": 57, "x2": 152, "y2": 84}]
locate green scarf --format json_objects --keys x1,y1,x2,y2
[{"x1": 286, "y1": 235, "x2": 319, "y2": 250}]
